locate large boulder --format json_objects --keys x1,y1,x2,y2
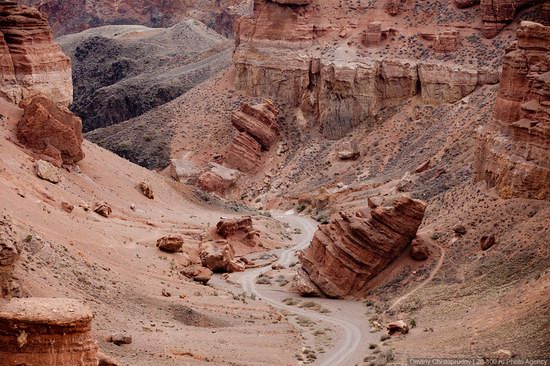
[
  {"x1": 156, "y1": 236, "x2": 184, "y2": 253},
  {"x1": 197, "y1": 163, "x2": 240, "y2": 195},
  {"x1": 35, "y1": 160, "x2": 61, "y2": 183},
  {"x1": 17, "y1": 96, "x2": 84, "y2": 166},
  {"x1": 199, "y1": 240, "x2": 244, "y2": 273},
  {"x1": 180, "y1": 265, "x2": 213, "y2": 285},
  {"x1": 216, "y1": 217, "x2": 260, "y2": 248},
  {"x1": 299, "y1": 196, "x2": 426, "y2": 298}
]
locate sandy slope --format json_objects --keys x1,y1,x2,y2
[{"x1": 0, "y1": 98, "x2": 307, "y2": 365}]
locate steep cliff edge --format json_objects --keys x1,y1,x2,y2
[
  {"x1": 0, "y1": 2, "x2": 72, "y2": 106},
  {"x1": 474, "y1": 21, "x2": 550, "y2": 200},
  {"x1": 233, "y1": 0, "x2": 502, "y2": 139}
]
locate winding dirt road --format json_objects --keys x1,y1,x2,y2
[
  {"x1": 238, "y1": 211, "x2": 364, "y2": 366},
  {"x1": 388, "y1": 237, "x2": 447, "y2": 311}
]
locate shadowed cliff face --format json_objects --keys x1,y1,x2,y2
[{"x1": 474, "y1": 21, "x2": 550, "y2": 200}]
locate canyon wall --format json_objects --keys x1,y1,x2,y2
[
  {"x1": 0, "y1": 2, "x2": 72, "y2": 106},
  {"x1": 299, "y1": 196, "x2": 426, "y2": 298},
  {"x1": 233, "y1": 0, "x2": 499, "y2": 139},
  {"x1": 21, "y1": 0, "x2": 246, "y2": 36},
  {"x1": 474, "y1": 21, "x2": 550, "y2": 200}
]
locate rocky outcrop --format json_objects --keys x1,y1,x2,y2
[
  {"x1": 231, "y1": 101, "x2": 279, "y2": 150},
  {"x1": 197, "y1": 163, "x2": 240, "y2": 195},
  {"x1": 433, "y1": 30, "x2": 461, "y2": 53},
  {"x1": 216, "y1": 217, "x2": 260, "y2": 248},
  {"x1": 234, "y1": 49, "x2": 497, "y2": 139},
  {"x1": 0, "y1": 3, "x2": 72, "y2": 105},
  {"x1": 17, "y1": 96, "x2": 84, "y2": 166},
  {"x1": 199, "y1": 241, "x2": 245, "y2": 273},
  {"x1": 474, "y1": 22, "x2": 550, "y2": 200},
  {"x1": 0, "y1": 298, "x2": 98, "y2": 365},
  {"x1": 299, "y1": 196, "x2": 426, "y2": 298},
  {"x1": 455, "y1": 0, "x2": 546, "y2": 38},
  {"x1": 223, "y1": 100, "x2": 279, "y2": 172},
  {"x1": 224, "y1": 132, "x2": 263, "y2": 172},
  {"x1": 0, "y1": 216, "x2": 21, "y2": 300}
]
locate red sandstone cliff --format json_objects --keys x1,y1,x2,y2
[
  {"x1": 0, "y1": 2, "x2": 72, "y2": 105},
  {"x1": 474, "y1": 21, "x2": 550, "y2": 200}
]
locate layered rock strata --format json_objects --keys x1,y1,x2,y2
[
  {"x1": 474, "y1": 21, "x2": 550, "y2": 200},
  {"x1": 299, "y1": 196, "x2": 426, "y2": 298},
  {"x1": 0, "y1": 298, "x2": 98, "y2": 365},
  {"x1": 0, "y1": 3, "x2": 72, "y2": 105},
  {"x1": 234, "y1": 0, "x2": 499, "y2": 139},
  {"x1": 224, "y1": 100, "x2": 279, "y2": 172}
]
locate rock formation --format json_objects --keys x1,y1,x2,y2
[
  {"x1": 224, "y1": 100, "x2": 279, "y2": 172},
  {"x1": 0, "y1": 298, "x2": 98, "y2": 365},
  {"x1": 216, "y1": 217, "x2": 260, "y2": 248},
  {"x1": 17, "y1": 96, "x2": 84, "y2": 166},
  {"x1": 474, "y1": 22, "x2": 550, "y2": 200},
  {"x1": 454, "y1": 0, "x2": 547, "y2": 38},
  {"x1": 299, "y1": 196, "x2": 426, "y2": 298},
  {"x1": 233, "y1": 0, "x2": 499, "y2": 138},
  {"x1": 156, "y1": 236, "x2": 184, "y2": 253},
  {"x1": 197, "y1": 163, "x2": 240, "y2": 195},
  {"x1": 199, "y1": 240, "x2": 245, "y2": 273},
  {"x1": 0, "y1": 2, "x2": 72, "y2": 105}
]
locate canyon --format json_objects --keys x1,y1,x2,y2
[{"x1": 0, "y1": 0, "x2": 548, "y2": 364}]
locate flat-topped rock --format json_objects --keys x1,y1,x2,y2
[{"x1": 0, "y1": 298, "x2": 98, "y2": 366}]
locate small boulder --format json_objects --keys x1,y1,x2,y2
[
  {"x1": 35, "y1": 160, "x2": 61, "y2": 183},
  {"x1": 94, "y1": 203, "x2": 112, "y2": 218},
  {"x1": 138, "y1": 182, "x2": 154, "y2": 199},
  {"x1": 17, "y1": 96, "x2": 84, "y2": 166},
  {"x1": 109, "y1": 333, "x2": 132, "y2": 346},
  {"x1": 387, "y1": 320, "x2": 409, "y2": 335},
  {"x1": 61, "y1": 202, "x2": 74, "y2": 213},
  {"x1": 337, "y1": 150, "x2": 360, "y2": 160},
  {"x1": 410, "y1": 238, "x2": 430, "y2": 261},
  {"x1": 180, "y1": 265, "x2": 213, "y2": 284},
  {"x1": 480, "y1": 234, "x2": 496, "y2": 251},
  {"x1": 453, "y1": 224, "x2": 467, "y2": 236},
  {"x1": 486, "y1": 349, "x2": 513, "y2": 360},
  {"x1": 156, "y1": 236, "x2": 184, "y2": 253}
]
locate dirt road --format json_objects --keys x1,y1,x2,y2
[{"x1": 237, "y1": 211, "x2": 365, "y2": 366}]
